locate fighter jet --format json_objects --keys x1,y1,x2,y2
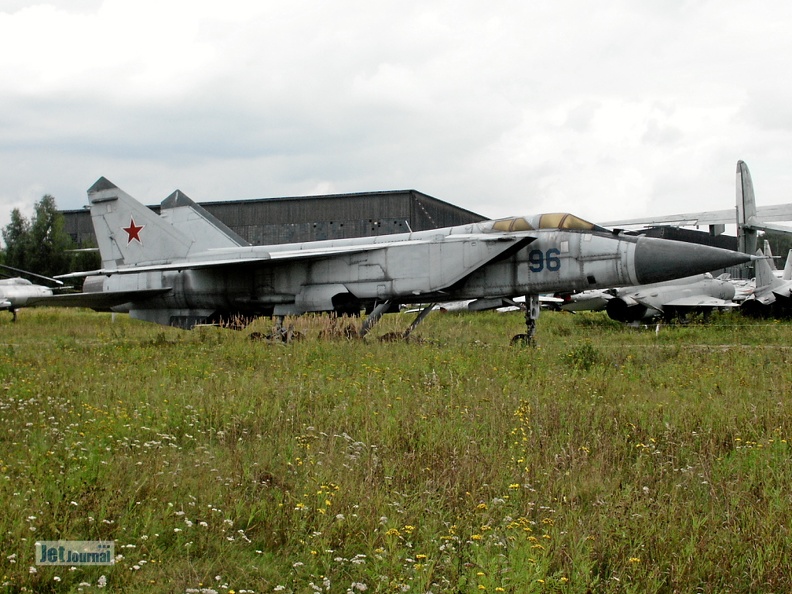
[
  {"x1": 0, "y1": 277, "x2": 54, "y2": 321},
  {"x1": 44, "y1": 178, "x2": 753, "y2": 342},
  {"x1": 761, "y1": 239, "x2": 784, "y2": 278},
  {"x1": 555, "y1": 273, "x2": 740, "y2": 324},
  {"x1": 0, "y1": 265, "x2": 66, "y2": 321},
  {"x1": 741, "y1": 249, "x2": 792, "y2": 317},
  {"x1": 602, "y1": 273, "x2": 740, "y2": 324}
]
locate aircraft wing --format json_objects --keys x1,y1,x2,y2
[
  {"x1": 602, "y1": 204, "x2": 792, "y2": 229},
  {"x1": 770, "y1": 283, "x2": 792, "y2": 301},
  {"x1": 55, "y1": 244, "x2": 391, "y2": 279},
  {"x1": 744, "y1": 219, "x2": 792, "y2": 234},
  {"x1": 651, "y1": 295, "x2": 740, "y2": 309},
  {"x1": 26, "y1": 288, "x2": 171, "y2": 309},
  {"x1": 57, "y1": 234, "x2": 532, "y2": 280}
]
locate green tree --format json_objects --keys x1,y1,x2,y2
[
  {"x1": 2, "y1": 208, "x2": 33, "y2": 272},
  {"x1": 27, "y1": 194, "x2": 74, "y2": 278},
  {"x1": 764, "y1": 230, "x2": 792, "y2": 263},
  {"x1": 2, "y1": 195, "x2": 76, "y2": 278},
  {"x1": 71, "y1": 240, "x2": 101, "y2": 273}
]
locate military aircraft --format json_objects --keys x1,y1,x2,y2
[
  {"x1": 602, "y1": 273, "x2": 740, "y2": 324},
  {"x1": 602, "y1": 161, "x2": 792, "y2": 259},
  {"x1": 761, "y1": 239, "x2": 785, "y2": 278},
  {"x1": 555, "y1": 273, "x2": 740, "y2": 324},
  {"x1": 0, "y1": 265, "x2": 65, "y2": 321},
  {"x1": 42, "y1": 177, "x2": 753, "y2": 342},
  {"x1": 741, "y1": 249, "x2": 792, "y2": 317},
  {"x1": 0, "y1": 277, "x2": 55, "y2": 321}
]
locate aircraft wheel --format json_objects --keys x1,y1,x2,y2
[{"x1": 510, "y1": 333, "x2": 535, "y2": 347}]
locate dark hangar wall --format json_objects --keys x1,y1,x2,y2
[
  {"x1": 632, "y1": 225, "x2": 738, "y2": 251},
  {"x1": 62, "y1": 189, "x2": 486, "y2": 247}
]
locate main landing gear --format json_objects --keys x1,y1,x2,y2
[
  {"x1": 510, "y1": 294, "x2": 540, "y2": 347},
  {"x1": 359, "y1": 300, "x2": 436, "y2": 340}
]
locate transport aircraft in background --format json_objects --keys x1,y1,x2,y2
[
  {"x1": 30, "y1": 177, "x2": 753, "y2": 343},
  {"x1": 602, "y1": 161, "x2": 792, "y2": 259}
]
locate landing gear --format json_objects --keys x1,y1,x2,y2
[
  {"x1": 511, "y1": 294, "x2": 540, "y2": 346},
  {"x1": 402, "y1": 303, "x2": 435, "y2": 339},
  {"x1": 359, "y1": 300, "x2": 393, "y2": 338},
  {"x1": 359, "y1": 301, "x2": 435, "y2": 340},
  {"x1": 249, "y1": 315, "x2": 302, "y2": 343}
]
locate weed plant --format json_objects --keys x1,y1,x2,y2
[{"x1": 0, "y1": 308, "x2": 791, "y2": 592}]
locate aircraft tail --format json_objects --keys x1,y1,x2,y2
[
  {"x1": 88, "y1": 177, "x2": 193, "y2": 268},
  {"x1": 763, "y1": 240, "x2": 777, "y2": 271},
  {"x1": 753, "y1": 249, "x2": 777, "y2": 292},
  {"x1": 736, "y1": 160, "x2": 758, "y2": 255},
  {"x1": 159, "y1": 190, "x2": 250, "y2": 250},
  {"x1": 783, "y1": 249, "x2": 792, "y2": 282}
]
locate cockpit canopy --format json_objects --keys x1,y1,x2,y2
[
  {"x1": 0, "y1": 278, "x2": 34, "y2": 286},
  {"x1": 489, "y1": 213, "x2": 608, "y2": 233}
]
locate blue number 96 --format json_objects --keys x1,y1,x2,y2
[{"x1": 527, "y1": 248, "x2": 561, "y2": 272}]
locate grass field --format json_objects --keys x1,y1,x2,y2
[{"x1": 0, "y1": 307, "x2": 791, "y2": 593}]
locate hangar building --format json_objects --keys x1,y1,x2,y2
[{"x1": 62, "y1": 189, "x2": 487, "y2": 247}]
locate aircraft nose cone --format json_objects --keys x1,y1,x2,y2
[{"x1": 634, "y1": 237, "x2": 752, "y2": 285}]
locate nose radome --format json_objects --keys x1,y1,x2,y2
[{"x1": 633, "y1": 237, "x2": 752, "y2": 285}]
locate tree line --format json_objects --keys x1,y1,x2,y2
[
  {"x1": 764, "y1": 229, "x2": 792, "y2": 263},
  {"x1": 1, "y1": 195, "x2": 100, "y2": 281}
]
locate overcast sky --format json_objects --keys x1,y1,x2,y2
[{"x1": 2, "y1": 0, "x2": 792, "y2": 234}]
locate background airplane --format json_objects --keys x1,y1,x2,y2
[
  {"x1": 602, "y1": 161, "x2": 792, "y2": 260},
  {"x1": 602, "y1": 273, "x2": 739, "y2": 324},
  {"x1": 556, "y1": 273, "x2": 739, "y2": 324},
  {"x1": 35, "y1": 177, "x2": 753, "y2": 342},
  {"x1": 741, "y1": 249, "x2": 792, "y2": 317},
  {"x1": 0, "y1": 265, "x2": 62, "y2": 321}
]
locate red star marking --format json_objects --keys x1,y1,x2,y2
[{"x1": 123, "y1": 218, "x2": 145, "y2": 244}]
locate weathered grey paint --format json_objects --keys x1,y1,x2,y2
[{"x1": 46, "y1": 179, "x2": 753, "y2": 330}]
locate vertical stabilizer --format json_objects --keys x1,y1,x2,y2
[
  {"x1": 88, "y1": 177, "x2": 193, "y2": 268},
  {"x1": 763, "y1": 239, "x2": 777, "y2": 271},
  {"x1": 159, "y1": 190, "x2": 250, "y2": 251},
  {"x1": 783, "y1": 249, "x2": 792, "y2": 282},
  {"x1": 736, "y1": 160, "x2": 758, "y2": 256},
  {"x1": 754, "y1": 249, "x2": 776, "y2": 292}
]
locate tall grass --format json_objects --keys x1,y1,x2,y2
[{"x1": 0, "y1": 308, "x2": 790, "y2": 592}]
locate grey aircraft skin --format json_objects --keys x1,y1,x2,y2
[
  {"x1": 0, "y1": 278, "x2": 53, "y2": 320},
  {"x1": 603, "y1": 273, "x2": 739, "y2": 324},
  {"x1": 556, "y1": 273, "x2": 740, "y2": 324},
  {"x1": 47, "y1": 178, "x2": 753, "y2": 338},
  {"x1": 741, "y1": 249, "x2": 792, "y2": 316}
]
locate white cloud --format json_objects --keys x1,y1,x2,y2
[{"x1": 2, "y1": 0, "x2": 792, "y2": 235}]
